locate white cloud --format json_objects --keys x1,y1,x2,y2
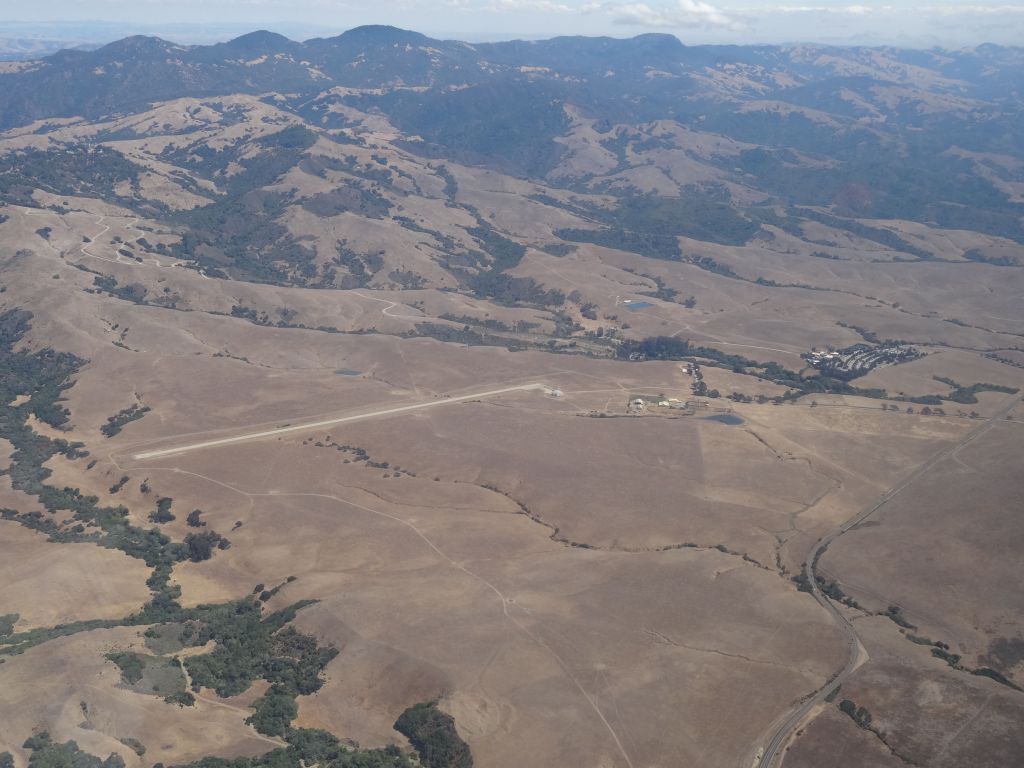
[
  {"x1": 484, "y1": 0, "x2": 576, "y2": 11},
  {"x1": 776, "y1": 4, "x2": 889, "y2": 13},
  {"x1": 774, "y1": 2, "x2": 1024, "y2": 15},
  {"x1": 934, "y1": 3, "x2": 1024, "y2": 13},
  {"x1": 609, "y1": 0, "x2": 738, "y2": 28}
]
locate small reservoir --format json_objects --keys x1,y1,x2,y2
[
  {"x1": 623, "y1": 300, "x2": 653, "y2": 311},
  {"x1": 703, "y1": 413, "x2": 744, "y2": 425}
]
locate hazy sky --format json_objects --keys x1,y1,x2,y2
[{"x1": 1, "y1": 1, "x2": 1023, "y2": 47}]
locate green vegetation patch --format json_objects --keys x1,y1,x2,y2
[
  {"x1": 555, "y1": 192, "x2": 760, "y2": 261},
  {"x1": 0, "y1": 613, "x2": 18, "y2": 637},
  {"x1": 142, "y1": 622, "x2": 194, "y2": 655},
  {"x1": 442, "y1": 213, "x2": 564, "y2": 308},
  {"x1": 22, "y1": 733, "x2": 125, "y2": 768},
  {"x1": 106, "y1": 651, "x2": 145, "y2": 684},
  {"x1": 167, "y1": 126, "x2": 321, "y2": 285},
  {"x1": 101, "y1": 405, "x2": 151, "y2": 437},
  {"x1": 125, "y1": 597, "x2": 339, "y2": 735},
  {"x1": 0, "y1": 619, "x2": 124, "y2": 656},
  {"x1": 617, "y1": 335, "x2": 889, "y2": 401},
  {"x1": 612, "y1": 193, "x2": 760, "y2": 246},
  {"x1": 838, "y1": 698, "x2": 873, "y2": 729},
  {"x1": 0, "y1": 146, "x2": 142, "y2": 210},
  {"x1": 182, "y1": 728, "x2": 415, "y2": 768},
  {"x1": 555, "y1": 226, "x2": 681, "y2": 261},
  {"x1": 150, "y1": 497, "x2": 175, "y2": 524},
  {"x1": 0, "y1": 308, "x2": 229, "y2": 655},
  {"x1": 932, "y1": 377, "x2": 1019, "y2": 404},
  {"x1": 375, "y1": 80, "x2": 571, "y2": 178},
  {"x1": 0, "y1": 311, "x2": 473, "y2": 767},
  {"x1": 117, "y1": 738, "x2": 145, "y2": 757},
  {"x1": 970, "y1": 667, "x2": 1022, "y2": 691},
  {"x1": 394, "y1": 702, "x2": 473, "y2": 768},
  {"x1": 183, "y1": 599, "x2": 335, "y2": 695},
  {"x1": 21, "y1": 727, "x2": 417, "y2": 768},
  {"x1": 106, "y1": 651, "x2": 186, "y2": 696}
]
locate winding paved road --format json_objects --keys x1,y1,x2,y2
[{"x1": 756, "y1": 392, "x2": 1023, "y2": 768}]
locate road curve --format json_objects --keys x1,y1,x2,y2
[
  {"x1": 757, "y1": 392, "x2": 1023, "y2": 768},
  {"x1": 131, "y1": 382, "x2": 550, "y2": 460},
  {"x1": 351, "y1": 291, "x2": 425, "y2": 320}
]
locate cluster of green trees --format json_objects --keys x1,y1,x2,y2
[
  {"x1": 394, "y1": 703, "x2": 474, "y2": 768},
  {"x1": 555, "y1": 227, "x2": 681, "y2": 261},
  {"x1": 0, "y1": 617, "x2": 126, "y2": 656},
  {"x1": 614, "y1": 193, "x2": 760, "y2": 247},
  {"x1": 465, "y1": 274, "x2": 565, "y2": 307},
  {"x1": 101, "y1": 404, "x2": 151, "y2": 437},
  {"x1": 183, "y1": 531, "x2": 230, "y2": 561},
  {"x1": 255, "y1": 576, "x2": 296, "y2": 603},
  {"x1": 963, "y1": 249, "x2": 1018, "y2": 267},
  {"x1": 440, "y1": 216, "x2": 564, "y2": 307},
  {"x1": 411, "y1": 323, "x2": 491, "y2": 348},
  {"x1": 302, "y1": 186, "x2": 392, "y2": 220},
  {"x1": 933, "y1": 376, "x2": 1019, "y2": 404},
  {"x1": 0, "y1": 310, "x2": 476, "y2": 768},
  {"x1": 838, "y1": 699, "x2": 873, "y2": 729},
  {"x1": 0, "y1": 146, "x2": 142, "y2": 209},
  {"x1": 150, "y1": 497, "x2": 175, "y2": 524},
  {"x1": 0, "y1": 309, "x2": 235, "y2": 655},
  {"x1": 438, "y1": 315, "x2": 535, "y2": 334},
  {"x1": 92, "y1": 275, "x2": 150, "y2": 305},
  {"x1": 165, "y1": 127, "x2": 323, "y2": 286},
  {"x1": 147, "y1": 598, "x2": 334, "y2": 736},
  {"x1": 555, "y1": 191, "x2": 760, "y2": 262},
  {"x1": 689, "y1": 256, "x2": 739, "y2": 278},
  {"x1": 106, "y1": 651, "x2": 146, "y2": 684},
  {"x1": 12, "y1": 704, "x2": 468, "y2": 768},
  {"x1": 175, "y1": 727, "x2": 414, "y2": 768},
  {"x1": 142, "y1": 595, "x2": 473, "y2": 762},
  {"x1": 334, "y1": 243, "x2": 385, "y2": 289},
  {"x1": 118, "y1": 738, "x2": 146, "y2": 757},
  {"x1": 373, "y1": 79, "x2": 571, "y2": 178},
  {"x1": 21, "y1": 733, "x2": 126, "y2": 768},
  {"x1": 792, "y1": 208, "x2": 933, "y2": 260},
  {"x1": 386, "y1": 269, "x2": 426, "y2": 289},
  {"x1": 616, "y1": 335, "x2": 893, "y2": 401},
  {"x1": 735, "y1": 143, "x2": 1024, "y2": 244},
  {"x1": 0, "y1": 613, "x2": 19, "y2": 636},
  {"x1": 917, "y1": 635, "x2": 1022, "y2": 691}
]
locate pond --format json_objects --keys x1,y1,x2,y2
[
  {"x1": 623, "y1": 300, "x2": 653, "y2": 311},
  {"x1": 335, "y1": 369, "x2": 362, "y2": 376},
  {"x1": 703, "y1": 413, "x2": 744, "y2": 425}
]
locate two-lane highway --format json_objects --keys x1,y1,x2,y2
[{"x1": 756, "y1": 391, "x2": 1023, "y2": 768}]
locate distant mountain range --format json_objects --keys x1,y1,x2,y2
[
  {"x1": 1, "y1": 25, "x2": 1022, "y2": 292},
  {"x1": 2, "y1": 26, "x2": 1022, "y2": 132},
  {"x1": 0, "y1": 21, "x2": 344, "y2": 60},
  {"x1": 0, "y1": 37, "x2": 98, "y2": 60}
]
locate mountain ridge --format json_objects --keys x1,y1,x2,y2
[{"x1": 1, "y1": 26, "x2": 1021, "y2": 133}]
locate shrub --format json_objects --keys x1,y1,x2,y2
[{"x1": 149, "y1": 497, "x2": 175, "y2": 524}]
